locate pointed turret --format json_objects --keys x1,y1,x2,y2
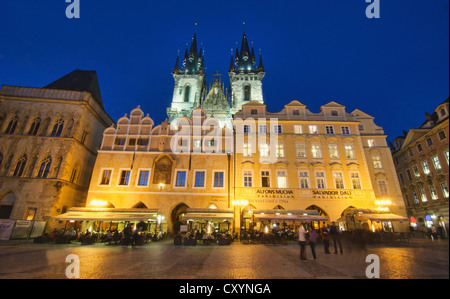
[
  {"x1": 258, "y1": 53, "x2": 265, "y2": 72},
  {"x1": 173, "y1": 51, "x2": 180, "y2": 74}
]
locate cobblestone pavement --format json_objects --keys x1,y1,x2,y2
[{"x1": 0, "y1": 238, "x2": 448, "y2": 279}]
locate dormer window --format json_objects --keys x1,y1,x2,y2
[
  {"x1": 331, "y1": 110, "x2": 339, "y2": 116},
  {"x1": 441, "y1": 108, "x2": 447, "y2": 117}
]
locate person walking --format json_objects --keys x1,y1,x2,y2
[
  {"x1": 308, "y1": 228, "x2": 318, "y2": 261},
  {"x1": 298, "y1": 223, "x2": 307, "y2": 260},
  {"x1": 320, "y1": 224, "x2": 330, "y2": 254},
  {"x1": 330, "y1": 222, "x2": 343, "y2": 254}
]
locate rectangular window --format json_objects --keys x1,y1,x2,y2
[
  {"x1": 417, "y1": 144, "x2": 423, "y2": 152},
  {"x1": 445, "y1": 150, "x2": 449, "y2": 165},
  {"x1": 137, "y1": 170, "x2": 150, "y2": 186},
  {"x1": 334, "y1": 172, "x2": 344, "y2": 189},
  {"x1": 137, "y1": 138, "x2": 148, "y2": 146},
  {"x1": 175, "y1": 171, "x2": 186, "y2": 187},
  {"x1": 244, "y1": 171, "x2": 253, "y2": 187},
  {"x1": 294, "y1": 125, "x2": 303, "y2": 134},
  {"x1": 345, "y1": 145, "x2": 355, "y2": 159},
  {"x1": 412, "y1": 191, "x2": 419, "y2": 204},
  {"x1": 351, "y1": 173, "x2": 361, "y2": 189},
  {"x1": 341, "y1": 126, "x2": 350, "y2": 135},
  {"x1": 438, "y1": 131, "x2": 446, "y2": 140},
  {"x1": 115, "y1": 138, "x2": 125, "y2": 146},
  {"x1": 420, "y1": 188, "x2": 427, "y2": 202},
  {"x1": 214, "y1": 171, "x2": 224, "y2": 187},
  {"x1": 378, "y1": 180, "x2": 388, "y2": 195},
  {"x1": 325, "y1": 125, "x2": 334, "y2": 135},
  {"x1": 398, "y1": 173, "x2": 404, "y2": 184},
  {"x1": 441, "y1": 182, "x2": 449, "y2": 198},
  {"x1": 276, "y1": 144, "x2": 285, "y2": 158},
  {"x1": 259, "y1": 143, "x2": 269, "y2": 157},
  {"x1": 372, "y1": 155, "x2": 382, "y2": 168},
  {"x1": 406, "y1": 169, "x2": 412, "y2": 181},
  {"x1": 273, "y1": 125, "x2": 283, "y2": 134},
  {"x1": 432, "y1": 155, "x2": 442, "y2": 170},
  {"x1": 296, "y1": 143, "x2": 306, "y2": 158},
  {"x1": 194, "y1": 171, "x2": 205, "y2": 187},
  {"x1": 261, "y1": 171, "x2": 270, "y2": 187},
  {"x1": 429, "y1": 185, "x2": 439, "y2": 200},
  {"x1": 244, "y1": 125, "x2": 251, "y2": 133},
  {"x1": 299, "y1": 172, "x2": 309, "y2": 189},
  {"x1": 328, "y1": 144, "x2": 339, "y2": 159},
  {"x1": 100, "y1": 169, "x2": 112, "y2": 185},
  {"x1": 311, "y1": 144, "x2": 322, "y2": 158},
  {"x1": 367, "y1": 139, "x2": 375, "y2": 147},
  {"x1": 259, "y1": 124, "x2": 267, "y2": 134},
  {"x1": 413, "y1": 165, "x2": 420, "y2": 177},
  {"x1": 316, "y1": 172, "x2": 326, "y2": 189},
  {"x1": 243, "y1": 143, "x2": 252, "y2": 157},
  {"x1": 70, "y1": 169, "x2": 77, "y2": 183},
  {"x1": 119, "y1": 170, "x2": 130, "y2": 186},
  {"x1": 25, "y1": 208, "x2": 37, "y2": 221},
  {"x1": 426, "y1": 138, "x2": 433, "y2": 146},
  {"x1": 422, "y1": 161, "x2": 430, "y2": 174},
  {"x1": 277, "y1": 171, "x2": 287, "y2": 188},
  {"x1": 309, "y1": 125, "x2": 318, "y2": 134}
]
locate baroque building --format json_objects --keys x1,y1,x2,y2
[
  {"x1": 46, "y1": 29, "x2": 408, "y2": 236},
  {"x1": 0, "y1": 70, "x2": 114, "y2": 237},
  {"x1": 391, "y1": 98, "x2": 449, "y2": 235}
]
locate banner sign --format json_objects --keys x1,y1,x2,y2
[{"x1": 0, "y1": 220, "x2": 15, "y2": 241}]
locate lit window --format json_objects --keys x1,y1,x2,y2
[
  {"x1": 367, "y1": 139, "x2": 375, "y2": 147},
  {"x1": 296, "y1": 143, "x2": 306, "y2": 158},
  {"x1": 440, "y1": 181, "x2": 449, "y2": 198},
  {"x1": 277, "y1": 171, "x2": 287, "y2": 188},
  {"x1": 309, "y1": 125, "x2": 318, "y2": 134},
  {"x1": 243, "y1": 143, "x2": 252, "y2": 157},
  {"x1": 372, "y1": 155, "x2": 382, "y2": 168},
  {"x1": 378, "y1": 180, "x2": 388, "y2": 195},
  {"x1": 432, "y1": 155, "x2": 441, "y2": 170},
  {"x1": 311, "y1": 144, "x2": 322, "y2": 158},
  {"x1": 420, "y1": 188, "x2": 427, "y2": 202},
  {"x1": 334, "y1": 172, "x2": 344, "y2": 189},
  {"x1": 328, "y1": 144, "x2": 339, "y2": 159},
  {"x1": 294, "y1": 125, "x2": 303, "y2": 134},
  {"x1": 259, "y1": 143, "x2": 269, "y2": 157},
  {"x1": 345, "y1": 145, "x2": 355, "y2": 159},
  {"x1": 276, "y1": 144, "x2": 285, "y2": 158},
  {"x1": 422, "y1": 161, "x2": 430, "y2": 174},
  {"x1": 351, "y1": 173, "x2": 361, "y2": 189}
]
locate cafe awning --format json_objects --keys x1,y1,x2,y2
[
  {"x1": 355, "y1": 213, "x2": 409, "y2": 222},
  {"x1": 182, "y1": 208, "x2": 234, "y2": 222},
  {"x1": 52, "y1": 207, "x2": 160, "y2": 222},
  {"x1": 253, "y1": 210, "x2": 328, "y2": 221}
]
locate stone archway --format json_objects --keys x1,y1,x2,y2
[
  {"x1": 0, "y1": 192, "x2": 16, "y2": 219},
  {"x1": 171, "y1": 203, "x2": 189, "y2": 233}
]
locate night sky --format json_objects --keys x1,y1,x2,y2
[{"x1": 1, "y1": 0, "x2": 448, "y2": 143}]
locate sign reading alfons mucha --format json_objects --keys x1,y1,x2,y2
[{"x1": 237, "y1": 188, "x2": 369, "y2": 204}]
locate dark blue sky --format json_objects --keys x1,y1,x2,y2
[{"x1": 1, "y1": 0, "x2": 448, "y2": 142}]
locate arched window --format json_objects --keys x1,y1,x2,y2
[
  {"x1": 28, "y1": 117, "x2": 41, "y2": 135},
  {"x1": 184, "y1": 85, "x2": 190, "y2": 102},
  {"x1": 244, "y1": 85, "x2": 251, "y2": 101},
  {"x1": 37, "y1": 156, "x2": 52, "y2": 178},
  {"x1": 50, "y1": 118, "x2": 64, "y2": 137},
  {"x1": 5, "y1": 116, "x2": 18, "y2": 134},
  {"x1": 13, "y1": 154, "x2": 27, "y2": 177}
]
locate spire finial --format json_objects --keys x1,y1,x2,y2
[
  {"x1": 243, "y1": 21, "x2": 246, "y2": 32},
  {"x1": 194, "y1": 22, "x2": 198, "y2": 33}
]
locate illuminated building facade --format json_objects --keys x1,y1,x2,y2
[
  {"x1": 391, "y1": 98, "x2": 449, "y2": 234},
  {"x1": 0, "y1": 70, "x2": 114, "y2": 236}
]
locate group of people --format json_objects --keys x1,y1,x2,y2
[{"x1": 298, "y1": 222, "x2": 343, "y2": 261}]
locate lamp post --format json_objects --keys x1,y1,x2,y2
[{"x1": 232, "y1": 200, "x2": 248, "y2": 239}]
